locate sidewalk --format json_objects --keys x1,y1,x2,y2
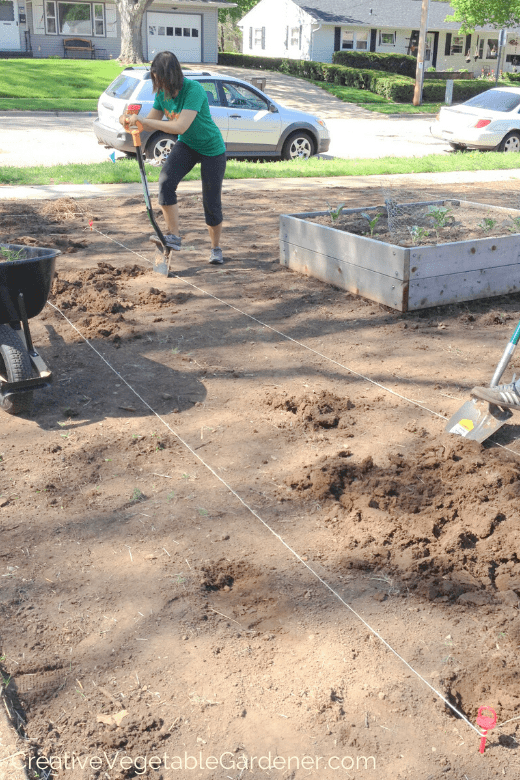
[{"x1": 0, "y1": 168, "x2": 519, "y2": 200}]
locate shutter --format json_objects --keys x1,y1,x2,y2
[
  {"x1": 445, "y1": 32, "x2": 452, "y2": 56},
  {"x1": 465, "y1": 33, "x2": 471, "y2": 55},
  {"x1": 261, "y1": 26, "x2": 265, "y2": 50},
  {"x1": 370, "y1": 28, "x2": 376, "y2": 52},
  {"x1": 299, "y1": 24, "x2": 302, "y2": 49},
  {"x1": 106, "y1": 5, "x2": 117, "y2": 38},
  {"x1": 249, "y1": 26, "x2": 252, "y2": 49},
  {"x1": 285, "y1": 26, "x2": 288, "y2": 48},
  {"x1": 32, "y1": 0, "x2": 45, "y2": 34},
  {"x1": 334, "y1": 26, "x2": 341, "y2": 52}
]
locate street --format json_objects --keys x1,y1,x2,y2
[{"x1": 0, "y1": 66, "x2": 450, "y2": 167}]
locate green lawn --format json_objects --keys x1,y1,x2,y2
[
  {"x1": 0, "y1": 58, "x2": 441, "y2": 115},
  {"x1": 0, "y1": 59, "x2": 126, "y2": 107},
  {"x1": 2, "y1": 151, "x2": 520, "y2": 186},
  {"x1": 310, "y1": 80, "x2": 442, "y2": 114}
]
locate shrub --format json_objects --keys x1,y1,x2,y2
[
  {"x1": 217, "y1": 52, "x2": 284, "y2": 70},
  {"x1": 504, "y1": 71, "x2": 520, "y2": 83},
  {"x1": 332, "y1": 50, "x2": 417, "y2": 78}
]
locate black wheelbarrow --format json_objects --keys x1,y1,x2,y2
[{"x1": 0, "y1": 243, "x2": 60, "y2": 415}]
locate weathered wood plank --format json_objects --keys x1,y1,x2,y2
[
  {"x1": 410, "y1": 234, "x2": 520, "y2": 279},
  {"x1": 280, "y1": 240, "x2": 408, "y2": 311},
  {"x1": 408, "y1": 263, "x2": 520, "y2": 310},
  {"x1": 280, "y1": 215, "x2": 408, "y2": 280}
]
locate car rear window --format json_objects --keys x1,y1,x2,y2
[
  {"x1": 464, "y1": 90, "x2": 520, "y2": 112},
  {"x1": 105, "y1": 74, "x2": 141, "y2": 100}
]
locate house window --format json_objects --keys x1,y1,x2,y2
[
  {"x1": 356, "y1": 31, "x2": 368, "y2": 50},
  {"x1": 450, "y1": 35, "x2": 464, "y2": 54},
  {"x1": 44, "y1": 1, "x2": 106, "y2": 36},
  {"x1": 59, "y1": 3, "x2": 92, "y2": 36},
  {"x1": 254, "y1": 27, "x2": 263, "y2": 47},
  {"x1": 191, "y1": 28, "x2": 198, "y2": 37},
  {"x1": 290, "y1": 26, "x2": 300, "y2": 47},
  {"x1": 342, "y1": 31, "x2": 354, "y2": 49},
  {"x1": 486, "y1": 38, "x2": 498, "y2": 58},
  {"x1": 479, "y1": 39, "x2": 484, "y2": 58},
  {"x1": 175, "y1": 27, "x2": 181, "y2": 36},
  {"x1": 183, "y1": 28, "x2": 190, "y2": 36},
  {"x1": 93, "y1": 3, "x2": 104, "y2": 36},
  {"x1": 45, "y1": 0, "x2": 57, "y2": 33},
  {"x1": 379, "y1": 31, "x2": 395, "y2": 46},
  {"x1": 425, "y1": 33, "x2": 433, "y2": 61},
  {"x1": 342, "y1": 30, "x2": 368, "y2": 50}
]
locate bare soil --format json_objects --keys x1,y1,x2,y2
[
  {"x1": 2, "y1": 179, "x2": 520, "y2": 780},
  {"x1": 308, "y1": 199, "x2": 520, "y2": 247}
]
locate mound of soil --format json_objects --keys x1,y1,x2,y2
[
  {"x1": 288, "y1": 438, "x2": 520, "y2": 602},
  {"x1": 266, "y1": 390, "x2": 355, "y2": 430}
]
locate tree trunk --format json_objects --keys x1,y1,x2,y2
[{"x1": 117, "y1": 0, "x2": 154, "y2": 64}]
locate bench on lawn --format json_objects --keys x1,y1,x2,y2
[{"x1": 63, "y1": 37, "x2": 95, "y2": 58}]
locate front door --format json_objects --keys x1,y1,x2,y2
[{"x1": 0, "y1": 0, "x2": 20, "y2": 50}]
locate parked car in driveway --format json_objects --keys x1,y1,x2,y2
[
  {"x1": 430, "y1": 87, "x2": 520, "y2": 152},
  {"x1": 94, "y1": 67, "x2": 330, "y2": 163}
]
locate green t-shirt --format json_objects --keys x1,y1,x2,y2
[{"x1": 153, "y1": 78, "x2": 226, "y2": 156}]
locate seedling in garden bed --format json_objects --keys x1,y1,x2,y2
[
  {"x1": 509, "y1": 216, "x2": 520, "y2": 232},
  {"x1": 408, "y1": 225, "x2": 429, "y2": 245},
  {"x1": 361, "y1": 212, "x2": 381, "y2": 237},
  {"x1": 326, "y1": 202, "x2": 345, "y2": 223},
  {"x1": 427, "y1": 205, "x2": 451, "y2": 227},
  {"x1": 478, "y1": 216, "x2": 498, "y2": 232},
  {"x1": 131, "y1": 488, "x2": 144, "y2": 501}
]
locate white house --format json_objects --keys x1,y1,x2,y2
[
  {"x1": 239, "y1": 0, "x2": 520, "y2": 74},
  {"x1": 0, "y1": 0, "x2": 235, "y2": 61}
]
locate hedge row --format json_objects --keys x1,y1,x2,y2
[
  {"x1": 505, "y1": 71, "x2": 520, "y2": 83},
  {"x1": 332, "y1": 50, "x2": 417, "y2": 78},
  {"x1": 217, "y1": 52, "x2": 497, "y2": 103}
]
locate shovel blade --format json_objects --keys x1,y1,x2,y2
[
  {"x1": 153, "y1": 246, "x2": 170, "y2": 277},
  {"x1": 445, "y1": 398, "x2": 512, "y2": 442}
]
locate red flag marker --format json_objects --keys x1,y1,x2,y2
[{"x1": 476, "y1": 705, "x2": 497, "y2": 754}]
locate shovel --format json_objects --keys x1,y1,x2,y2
[
  {"x1": 126, "y1": 110, "x2": 170, "y2": 277},
  {"x1": 445, "y1": 319, "x2": 520, "y2": 442}
]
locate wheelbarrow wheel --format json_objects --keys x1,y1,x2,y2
[{"x1": 0, "y1": 325, "x2": 33, "y2": 415}]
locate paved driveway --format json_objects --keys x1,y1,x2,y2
[{"x1": 0, "y1": 65, "x2": 449, "y2": 167}]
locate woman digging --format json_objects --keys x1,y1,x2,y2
[{"x1": 121, "y1": 50, "x2": 226, "y2": 264}]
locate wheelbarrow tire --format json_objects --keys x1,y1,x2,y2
[{"x1": 0, "y1": 325, "x2": 33, "y2": 415}]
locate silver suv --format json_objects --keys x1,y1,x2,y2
[{"x1": 94, "y1": 67, "x2": 330, "y2": 163}]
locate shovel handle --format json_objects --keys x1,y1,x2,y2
[{"x1": 490, "y1": 319, "x2": 520, "y2": 387}]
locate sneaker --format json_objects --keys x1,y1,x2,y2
[
  {"x1": 471, "y1": 378, "x2": 520, "y2": 410},
  {"x1": 149, "y1": 233, "x2": 181, "y2": 251},
  {"x1": 209, "y1": 247, "x2": 223, "y2": 265}
]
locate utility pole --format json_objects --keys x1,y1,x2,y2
[{"x1": 413, "y1": 0, "x2": 430, "y2": 106}]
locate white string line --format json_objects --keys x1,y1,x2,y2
[
  {"x1": 46, "y1": 298, "x2": 482, "y2": 737},
  {"x1": 87, "y1": 225, "x2": 446, "y2": 419},
  {"x1": 86, "y1": 223, "x2": 520, "y2": 460}
]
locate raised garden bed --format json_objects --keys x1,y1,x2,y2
[{"x1": 279, "y1": 199, "x2": 520, "y2": 312}]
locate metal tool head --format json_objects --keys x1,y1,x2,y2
[
  {"x1": 153, "y1": 245, "x2": 171, "y2": 277},
  {"x1": 445, "y1": 398, "x2": 512, "y2": 443}
]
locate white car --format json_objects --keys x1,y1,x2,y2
[
  {"x1": 94, "y1": 67, "x2": 330, "y2": 163},
  {"x1": 430, "y1": 86, "x2": 520, "y2": 152}
]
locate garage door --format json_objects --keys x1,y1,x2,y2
[{"x1": 147, "y1": 12, "x2": 202, "y2": 63}]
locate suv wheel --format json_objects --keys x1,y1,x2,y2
[
  {"x1": 145, "y1": 132, "x2": 177, "y2": 164},
  {"x1": 281, "y1": 131, "x2": 315, "y2": 160}
]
